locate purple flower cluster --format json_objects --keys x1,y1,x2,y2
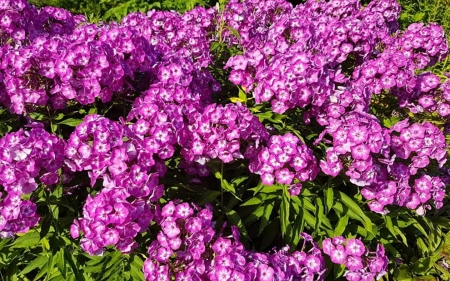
[
  {"x1": 66, "y1": 115, "x2": 169, "y2": 254},
  {"x1": 222, "y1": 0, "x2": 405, "y2": 123},
  {"x1": 221, "y1": 0, "x2": 293, "y2": 47},
  {"x1": 128, "y1": 92, "x2": 266, "y2": 179},
  {"x1": 181, "y1": 102, "x2": 269, "y2": 165},
  {"x1": 64, "y1": 114, "x2": 127, "y2": 185},
  {"x1": 143, "y1": 201, "x2": 326, "y2": 281},
  {"x1": 249, "y1": 133, "x2": 318, "y2": 195},
  {"x1": 0, "y1": 0, "x2": 83, "y2": 46},
  {"x1": 322, "y1": 236, "x2": 388, "y2": 281},
  {"x1": 399, "y1": 75, "x2": 450, "y2": 118},
  {"x1": 222, "y1": 0, "x2": 450, "y2": 131},
  {"x1": 0, "y1": 3, "x2": 219, "y2": 114},
  {"x1": 1, "y1": 1, "x2": 449, "y2": 280},
  {"x1": 361, "y1": 120, "x2": 447, "y2": 214},
  {"x1": 352, "y1": 22, "x2": 447, "y2": 113},
  {"x1": 0, "y1": 127, "x2": 65, "y2": 237},
  {"x1": 319, "y1": 112, "x2": 391, "y2": 186},
  {"x1": 317, "y1": 110, "x2": 448, "y2": 214},
  {"x1": 220, "y1": 0, "x2": 450, "y2": 215},
  {"x1": 70, "y1": 187, "x2": 155, "y2": 255},
  {"x1": 390, "y1": 119, "x2": 447, "y2": 168},
  {"x1": 127, "y1": 89, "x2": 210, "y2": 168}
]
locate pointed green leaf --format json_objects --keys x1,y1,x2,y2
[
  {"x1": 57, "y1": 118, "x2": 83, "y2": 127},
  {"x1": 334, "y1": 214, "x2": 349, "y2": 236},
  {"x1": 280, "y1": 186, "x2": 290, "y2": 238},
  {"x1": 324, "y1": 184, "x2": 334, "y2": 213},
  {"x1": 19, "y1": 254, "x2": 49, "y2": 276},
  {"x1": 225, "y1": 207, "x2": 249, "y2": 239},
  {"x1": 314, "y1": 197, "x2": 324, "y2": 233},
  {"x1": 130, "y1": 255, "x2": 145, "y2": 280},
  {"x1": 259, "y1": 200, "x2": 275, "y2": 235},
  {"x1": 12, "y1": 230, "x2": 40, "y2": 248}
]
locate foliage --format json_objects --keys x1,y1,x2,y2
[{"x1": 28, "y1": 0, "x2": 214, "y2": 21}]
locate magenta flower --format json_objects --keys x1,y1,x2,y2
[
  {"x1": 330, "y1": 245, "x2": 347, "y2": 264},
  {"x1": 345, "y1": 238, "x2": 366, "y2": 256},
  {"x1": 258, "y1": 264, "x2": 275, "y2": 281}
]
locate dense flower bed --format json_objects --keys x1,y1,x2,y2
[{"x1": 0, "y1": 0, "x2": 450, "y2": 280}]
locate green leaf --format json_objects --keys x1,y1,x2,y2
[
  {"x1": 302, "y1": 208, "x2": 318, "y2": 229},
  {"x1": 238, "y1": 87, "x2": 247, "y2": 103},
  {"x1": 394, "y1": 225, "x2": 409, "y2": 245},
  {"x1": 213, "y1": 168, "x2": 240, "y2": 200},
  {"x1": 394, "y1": 264, "x2": 412, "y2": 281},
  {"x1": 242, "y1": 194, "x2": 277, "y2": 207},
  {"x1": 383, "y1": 116, "x2": 401, "y2": 128},
  {"x1": 56, "y1": 249, "x2": 66, "y2": 278},
  {"x1": 260, "y1": 220, "x2": 280, "y2": 250},
  {"x1": 280, "y1": 186, "x2": 290, "y2": 239},
  {"x1": 334, "y1": 264, "x2": 346, "y2": 278},
  {"x1": 210, "y1": 41, "x2": 222, "y2": 51},
  {"x1": 259, "y1": 200, "x2": 275, "y2": 235},
  {"x1": 225, "y1": 207, "x2": 249, "y2": 239},
  {"x1": 414, "y1": 12, "x2": 425, "y2": 21},
  {"x1": 334, "y1": 214, "x2": 349, "y2": 236},
  {"x1": 29, "y1": 112, "x2": 46, "y2": 121},
  {"x1": 416, "y1": 237, "x2": 429, "y2": 257},
  {"x1": 224, "y1": 25, "x2": 241, "y2": 41},
  {"x1": 413, "y1": 257, "x2": 435, "y2": 275},
  {"x1": 243, "y1": 205, "x2": 265, "y2": 225},
  {"x1": 34, "y1": 254, "x2": 53, "y2": 281},
  {"x1": 324, "y1": 184, "x2": 334, "y2": 213},
  {"x1": 129, "y1": 255, "x2": 145, "y2": 280},
  {"x1": 241, "y1": 196, "x2": 263, "y2": 207},
  {"x1": 290, "y1": 208, "x2": 306, "y2": 246},
  {"x1": 0, "y1": 238, "x2": 11, "y2": 251},
  {"x1": 48, "y1": 275, "x2": 65, "y2": 281},
  {"x1": 197, "y1": 190, "x2": 221, "y2": 205},
  {"x1": 63, "y1": 246, "x2": 83, "y2": 279},
  {"x1": 384, "y1": 215, "x2": 397, "y2": 238},
  {"x1": 254, "y1": 111, "x2": 273, "y2": 122},
  {"x1": 57, "y1": 118, "x2": 83, "y2": 127},
  {"x1": 19, "y1": 254, "x2": 49, "y2": 276},
  {"x1": 314, "y1": 197, "x2": 325, "y2": 234},
  {"x1": 435, "y1": 263, "x2": 450, "y2": 280},
  {"x1": 336, "y1": 191, "x2": 375, "y2": 237},
  {"x1": 412, "y1": 276, "x2": 437, "y2": 281},
  {"x1": 413, "y1": 222, "x2": 428, "y2": 238},
  {"x1": 11, "y1": 230, "x2": 40, "y2": 248}
]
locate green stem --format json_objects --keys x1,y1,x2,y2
[
  {"x1": 47, "y1": 106, "x2": 54, "y2": 134},
  {"x1": 220, "y1": 162, "x2": 224, "y2": 217},
  {"x1": 441, "y1": 53, "x2": 449, "y2": 73}
]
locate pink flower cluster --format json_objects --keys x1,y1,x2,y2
[
  {"x1": 319, "y1": 112, "x2": 390, "y2": 186},
  {"x1": 322, "y1": 236, "x2": 388, "y2": 281},
  {"x1": 181, "y1": 102, "x2": 269, "y2": 165},
  {"x1": 222, "y1": 0, "x2": 403, "y2": 125},
  {"x1": 64, "y1": 115, "x2": 127, "y2": 185},
  {"x1": 143, "y1": 201, "x2": 326, "y2": 281},
  {"x1": 0, "y1": 3, "x2": 219, "y2": 114},
  {"x1": 223, "y1": 0, "x2": 450, "y2": 131},
  {"x1": 249, "y1": 133, "x2": 318, "y2": 195},
  {"x1": 407, "y1": 75, "x2": 450, "y2": 117},
  {"x1": 319, "y1": 111, "x2": 448, "y2": 214},
  {"x1": 0, "y1": 0, "x2": 83, "y2": 46},
  {"x1": 70, "y1": 187, "x2": 155, "y2": 255},
  {"x1": 0, "y1": 127, "x2": 65, "y2": 237},
  {"x1": 362, "y1": 120, "x2": 447, "y2": 214}
]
